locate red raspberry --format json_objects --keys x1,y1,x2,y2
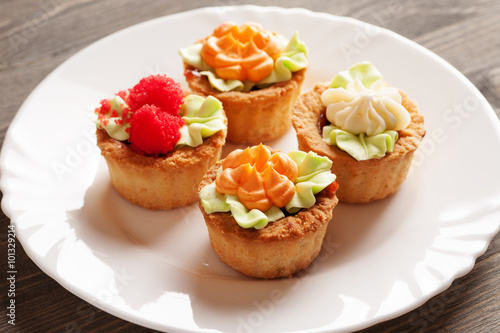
[
  {"x1": 127, "y1": 74, "x2": 184, "y2": 116},
  {"x1": 129, "y1": 104, "x2": 185, "y2": 155}
]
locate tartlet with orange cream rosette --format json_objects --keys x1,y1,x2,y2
[
  {"x1": 180, "y1": 22, "x2": 308, "y2": 144},
  {"x1": 198, "y1": 144, "x2": 338, "y2": 279}
]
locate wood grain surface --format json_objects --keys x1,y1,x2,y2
[{"x1": 1, "y1": 0, "x2": 499, "y2": 332}]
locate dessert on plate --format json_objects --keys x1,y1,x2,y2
[
  {"x1": 179, "y1": 21, "x2": 309, "y2": 144},
  {"x1": 89, "y1": 74, "x2": 227, "y2": 210},
  {"x1": 293, "y1": 62, "x2": 425, "y2": 203},
  {"x1": 198, "y1": 144, "x2": 338, "y2": 279}
]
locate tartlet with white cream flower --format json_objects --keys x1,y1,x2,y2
[{"x1": 293, "y1": 62, "x2": 425, "y2": 203}]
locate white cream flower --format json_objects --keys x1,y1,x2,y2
[{"x1": 321, "y1": 78, "x2": 410, "y2": 136}]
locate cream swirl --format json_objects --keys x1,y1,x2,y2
[{"x1": 321, "y1": 78, "x2": 410, "y2": 136}]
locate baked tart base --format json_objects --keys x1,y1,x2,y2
[{"x1": 96, "y1": 127, "x2": 226, "y2": 210}]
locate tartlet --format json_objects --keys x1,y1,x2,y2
[
  {"x1": 198, "y1": 144, "x2": 338, "y2": 279},
  {"x1": 90, "y1": 74, "x2": 227, "y2": 210},
  {"x1": 180, "y1": 22, "x2": 309, "y2": 144},
  {"x1": 293, "y1": 62, "x2": 426, "y2": 203}
]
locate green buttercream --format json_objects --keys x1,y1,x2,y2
[
  {"x1": 178, "y1": 43, "x2": 212, "y2": 71},
  {"x1": 198, "y1": 151, "x2": 336, "y2": 229},
  {"x1": 89, "y1": 96, "x2": 131, "y2": 141},
  {"x1": 257, "y1": 32, "x2": 309, "y2": 85},
  {"x1": 199, "y1": 180, "x2": 230, "y2": 214},
  {"x1": 330, "y1": 61, "x2": 384, "y2": 89},
  {"x1": 226, "y1": 195, "x2": 285, "y2": 229},
  {"x1": 285, "y1": 151, "x2": 336, "y2": 214},
  {"x1": 90, "y1": 93, "x2": 224, "y2": 148},
  {"x1": 179, "y1": 32, "x2": 309, "y2": 92},
  {"x1": 323, "y1": 125, "x2": 398, "y2": 161},
  {"x1": 199, "y1": 71, "x2": 247, "y2": 92},
  {"x1": 176, "y1": 95, "x2": 226, "y2": 147}
]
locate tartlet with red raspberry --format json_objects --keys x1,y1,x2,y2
[{"x1": 90, "y1": 74, "x2": 227, "y2": 210}]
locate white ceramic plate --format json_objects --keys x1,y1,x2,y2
[{"x1": 2, "y1": 5, "x2": 500, "y2": 333}]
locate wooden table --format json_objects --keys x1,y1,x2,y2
[{"x1": 1, "y1": 1, "x2": 499, "y2": 332}]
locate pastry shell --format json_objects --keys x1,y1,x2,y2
[
  {"x1": 96, "y1": 126, "x2": 226, "y2": 210},
  {"x1": 184, "y1": 64, "x2": 306, "y2": 144}
]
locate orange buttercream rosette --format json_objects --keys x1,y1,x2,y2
[
  {"x1": 215, "y1": 144, "x2": 298, "y2": 211},
  {"x1": 200, "y1": 22, "x2": 282, "y2": 82}
]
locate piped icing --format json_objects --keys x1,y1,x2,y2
[
  {"x1": 89, "y1": 74, "x2": 226, "y2": 155},
  {"x1": 179, "y1": 22, "x2": 309, "y2": 92},
  {"x1": 321, "y1": 62, "x2": 411, "y2": 161},
  {"x1": 284, "y1": 150, "x2": 337, "y2": 214},
  {"x1": 199, "y1": 145, "x2": 336, "y2": 229},
  {"x1": 215, "y1": 144, "x2": 298, "y2": 211},
  {"x1": 201, "y1": 22, "x2": 281, "y2": 82},
  {"x1": 177, "y1": 95, "x2": 227, "y2": 147}
]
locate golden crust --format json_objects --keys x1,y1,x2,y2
[
  {"x1": 96, "y1": 126, "x2": 226, "y2": 210},
  {"x1": 184, "y1": 64, "x2": 306, "y2": 144},
  {"x1": 197, "y1": 159, "x2": 339, "y2": 279},
  {"x1": 292, "y1": 83, "x2": 426, "y2": 203}
]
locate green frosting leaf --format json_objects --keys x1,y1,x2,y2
[
  {"x1": 330, "y1": 61, "x2": 384, "y2": 89},
  {"x1": 179, "y1": 32, "x2": 309, "y2": 92},
  {"x1": 285, "y1": 151, "x2": 336, "y2": 214},
  {"x1": 178, "y1": 43, "x2": 212, "y2": 71},
  {"x1": 258, "y1": 32, "x2": 309, "y2": 85},
  {"x1": 199, "y1": 71, "x2": 247, "y2": 92},
  {"x1": 323, "y1": 125, "x2": 398, "y2": 161},
  {"x1": 226, "y1": 195, "x2": 285, "y2": 229},
  {"x1": 199, "y1": 180, "x2": 230, "y2": 214},
  {"x1": 176, "y1": 95, "x2": 226, "y2": 148},
  {"x1": 88, "y1": 96, "x2": 131, "y2": 141}
]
